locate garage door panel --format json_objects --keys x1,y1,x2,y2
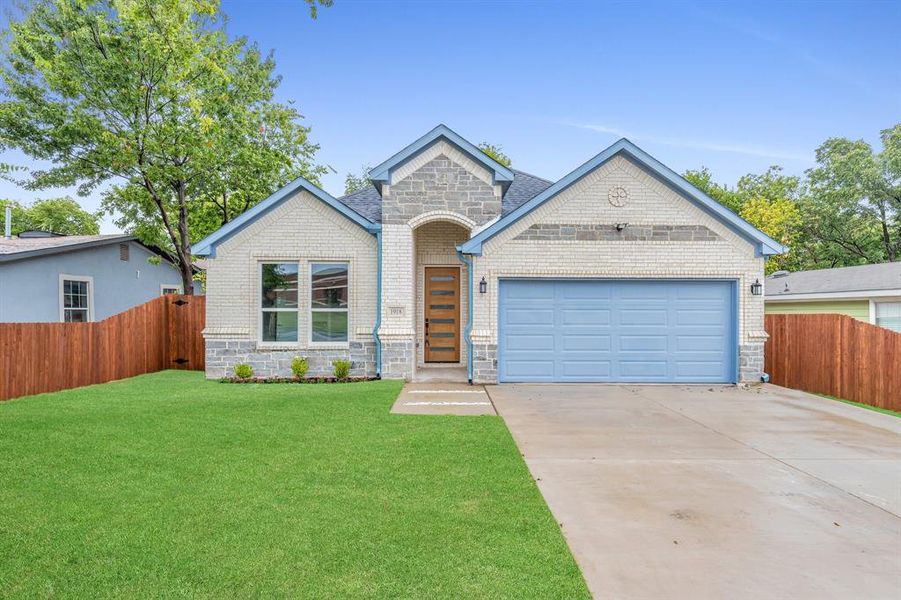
[
  {"x1": 561, "y1": 333, "x2": 611, "y2": 351},
  {"x1": 675, "y1": 361, "x2": 728, "y2": 379},
  {"x1": 503, "y1": 333, "x2": 555, "y2": 351},
  {"x1": 676, "y1": 308, "x2": 726, "y2": 326},
  {"x1": 619, "y1": 335, "x2": 668, "y2": 352},
  {"x1": 618, "y1": 360, "x2": 669, "y2": 378},
  {"x1": 505, "y1": 308, "x2": 554, "y2": 325},
  {"x1": 676, "y1": 335, "x2": 725, "y2": 352},
  {"x1": 499, "y1": 280, "x2": 735, "y2": 383},
  {"x1": 560, "y1": 309, "x2": 611, "y2": 326},
  {"x1": 619, "y1": 309, "x2": 668, "y2": 326},
  {"x1": 559, "y1": 360, "x2": 612, "y2": 379}
]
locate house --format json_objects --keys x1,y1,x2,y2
[
  {"x1": 195, "y1": 124, "x2": 784, "y2": 384},
  {"x1": 0, "y1": 227, "x2": 196, "y2": 323},
  {"x1": 765, "y1": 262, "x2": 901, "y2": 332}
]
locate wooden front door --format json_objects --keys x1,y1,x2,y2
[{"x1": 424, "y1": 266, "x2": 461, "y2": 363}]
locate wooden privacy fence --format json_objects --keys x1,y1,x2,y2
[
  {"x1": 765, "y1": 313, "x2": 901, "y2": 412},
  {"x1": 0, "y1": 295, "x2": 205, "y2": 401}
]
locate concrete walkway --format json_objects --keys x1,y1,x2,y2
[
  {"x1": 391, "y1": 383, "x2": 495, "y2": 416},
  {"x1": 488, "y1": 383, "x2": 901, "y2": 599}
]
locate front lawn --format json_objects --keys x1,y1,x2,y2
[{"x1": 0, "y1": 371, "x2": 588, "y2": 598}]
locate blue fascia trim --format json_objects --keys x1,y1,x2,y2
[
  {"x1": 372, "y1": 229, "x2": 383, "y2": 377},
  {"x1": 731, "y1": 279, "x2": 740, "y2": 384},
  {"x1": 460, "y1": 138, "x2": 786, "y2": 257},
  {"x1": 456, "y1": 250, "x2": 474, "y2": 384},
  {"x1": 368, "y1": 124, "x2": 514, "y2": 191},
  {"x1": 193, "y1": 176, "x2": 377, "y2": 257}
]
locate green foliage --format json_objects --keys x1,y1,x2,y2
[
  {"x1": 804, "y1": 125, "x2": 900, "y2": 264},
  {"x1": 478, "y1": 142, "x2": 512, "y2": 167},
  {"x1": 684, "y1": 124, "x2": 900, "y2": 271},
  {"x1": 0, "y1": 0, "x2": 325, "y2": 294},
  {"x1": 0, "y1": 197, "x2": 99, "y2": 235},
  {"x1": 234, "y1": 363, "x2": 254, "y2": 379},
  {"x1": 332, "y1": 359, "x2": 350, "y2": 379},
  {"x1": 739, "y1": 197, "x2": 802, "y2": 273},
  {"x1": 291, "y1": 356, "x2": 309, "y2": 379},
  {"x1": 683, "y1": 167, "x2": 742, "y2": 213},
  {"x1": 343, "y1": 165, "x2": 372, "y2": 195}
]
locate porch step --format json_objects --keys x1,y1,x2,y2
[{"x1": 391, "y1": 383, "x2": 496, "y2": 416}]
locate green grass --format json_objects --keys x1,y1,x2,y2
[
  {"x1": 0, "y1": 371, "x2": 588, "y2": 598},
  {"x1": 818, "y1": 394, "x2": 901, "y2": 418}
]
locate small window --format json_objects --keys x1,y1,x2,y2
[
  {"x1": 260, "y1": 263, "x2": 299, "y2": 342},
  {"x1": 875, "y1": 302, "x2": 901, "y2": 332},
  {"x1": 119, "y1": 243, "x2": 129, "y2": 261},
  {"x1": 161, "y1": 285, "x2": 181, "y2": 295},
  {"x1": 311, "y1": 263, "x2": 348, "y2": 343},
  {"x1": 61, "y1": 277, "x2": 91, "y2": 322}
]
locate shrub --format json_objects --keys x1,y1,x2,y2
[
  {"x1": 332, "y1": 359, "x2": 350, "y2": 380},
  {"x1": 234, "y1": 363, "x2": 253, "y2": 380},
  {"x1": 291, "y1": 356, "x2": 309, "y2": 379}
]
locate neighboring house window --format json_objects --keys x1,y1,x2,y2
[
  {"x1": 60, "y1": 276, "x2": 93, "y2": 322},
  {"x1": 311, "y1": 263, "x2": 348, "y2": 343},
  {"x1": 119, "y1": 243, "x2": 129, "y2": 261},
  {"x1": 161, "y1": 285, "x2": 182, "y2": 295},
  {"x1": 875, "y1": 302, "x2": 901, "y2": 332},
  {"x1": 260, "y1": 263, "x2": 299, "y2": 343}
]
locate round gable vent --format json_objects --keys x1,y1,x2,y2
[{"x1": 608, "y1": 186, "x2": 629, "y2": 207}]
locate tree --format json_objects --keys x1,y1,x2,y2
[
  {"x1": 0, "y1": 0, "x2": 324, "y2": 294},
  {"x1": 1, "y1": 197, "x2": 99, "y2": 235},
  {"x1": 683, "y1": 167, "x2": 742, "y2": 213},
  {"x1": 739, "y1": 197, "x2": 802, "y2": 273},
  {"x1": 805, "y1": 125, "x2": 900, "y2": 262},
  {"x1": 343, "y1": 165, "x2": 372, "y2": 195},
  {"x1": 478, "y1": 142, "x2": 512, "y2": 167}
]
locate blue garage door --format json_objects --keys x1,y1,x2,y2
[{"x1": 498, "y1": 280, "x2": 736, "y2": 383}]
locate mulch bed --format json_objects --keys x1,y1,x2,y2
[{"x1": 220, "y1": 376, "x2": 379, "y2": 384}]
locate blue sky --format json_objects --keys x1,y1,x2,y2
[{"x1": 1, "y1": 0, "x2": 899, "y2": 233}]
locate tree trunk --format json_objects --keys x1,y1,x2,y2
[{"x1": 176, "y1": 183, "x2": 195, "y2": 295}]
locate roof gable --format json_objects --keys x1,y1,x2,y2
[
  {"x1": 193, "y1": 177, "x2": 378, "y2": 258},
  {"x1": 459, "y1": 138, "x2": 787, "y2": 257},
  {"x1": 368, "y1": 124, "x2": 515, "y2": 192}
]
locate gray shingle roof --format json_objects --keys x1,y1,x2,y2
[
  {"x1": 335, "y1": 168, "x2": 553, "y2": 224},
  {"x1": 765, "y1": 262, "x2": 901, "y2": 297},
  {"x1": 503, "y1": 169, "x2": 554, "y2": 214},
  {"x1": 0, "y1": 234, "x2": 134, "y2": 262},
  {"x1": 336, "y1": 185, "x2": 382, "y2": 223}
]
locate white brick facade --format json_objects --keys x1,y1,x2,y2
[
  {"x1": 469, "y1": 155, "x2": 767, "y2": 382},
  {"x1": 203, "y1": 190, "x2": 377, "y2": 378},
  {"x1": 203, "y1": 136, "x2": 769, "y2": 384}
]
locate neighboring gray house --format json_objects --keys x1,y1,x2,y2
[
  {"x1": 766, "y1": 262, "x2": 901, "y2": 331},
  {"x1": 0, "y1": 230, "x2": 195, "y2": 323},
  {"x1": 195, "y1": 124, "x2": 784, "y2": 384}
]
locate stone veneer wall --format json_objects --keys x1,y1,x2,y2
[
  {"x1": 470, "y1": 155, "x2": 769, "y2": 383},
  {"x1": 472, "y1": 343, "x2": 497, "y2": 384},
  {"x1": 514, "y1": 223, "x2": 721, "y2": 242},
  {"x1": 206, "y1": 341, "x2": 375, "y2": 379}
]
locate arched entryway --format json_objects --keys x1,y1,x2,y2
[{"x1": 412, "y1": 218, "x2": 471, "y2": 381}]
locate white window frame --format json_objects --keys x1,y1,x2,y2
[
  {"x1": 309, "y1": 261, "x2": 350, "y2": 347},
  {"x1": 59, "y1": 274, "x2": 94, "y2": 323},
  {"x1": 873, "y1": 300, "x2": 901, "y2": 332},
  {"x1": 160, "y1": 284, "x2": 183, "y2": 295},
  {"x1": 258, "y1": 261, "x2": 300, "y2": 347}
]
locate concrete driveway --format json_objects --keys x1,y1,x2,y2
[{"x1": 488, "y1": 384, "x2": 901, "y2": 599}]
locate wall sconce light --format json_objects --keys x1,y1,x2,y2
[
  {"x1": 479, "y1": 277, "x2": 487, "y2": 294},
  {"x1": 615, "y1": 222, "x2": 629, "y2": 232},
  {"x1": 750, "y1": 279, "x2": 762, "y2": 296}
]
